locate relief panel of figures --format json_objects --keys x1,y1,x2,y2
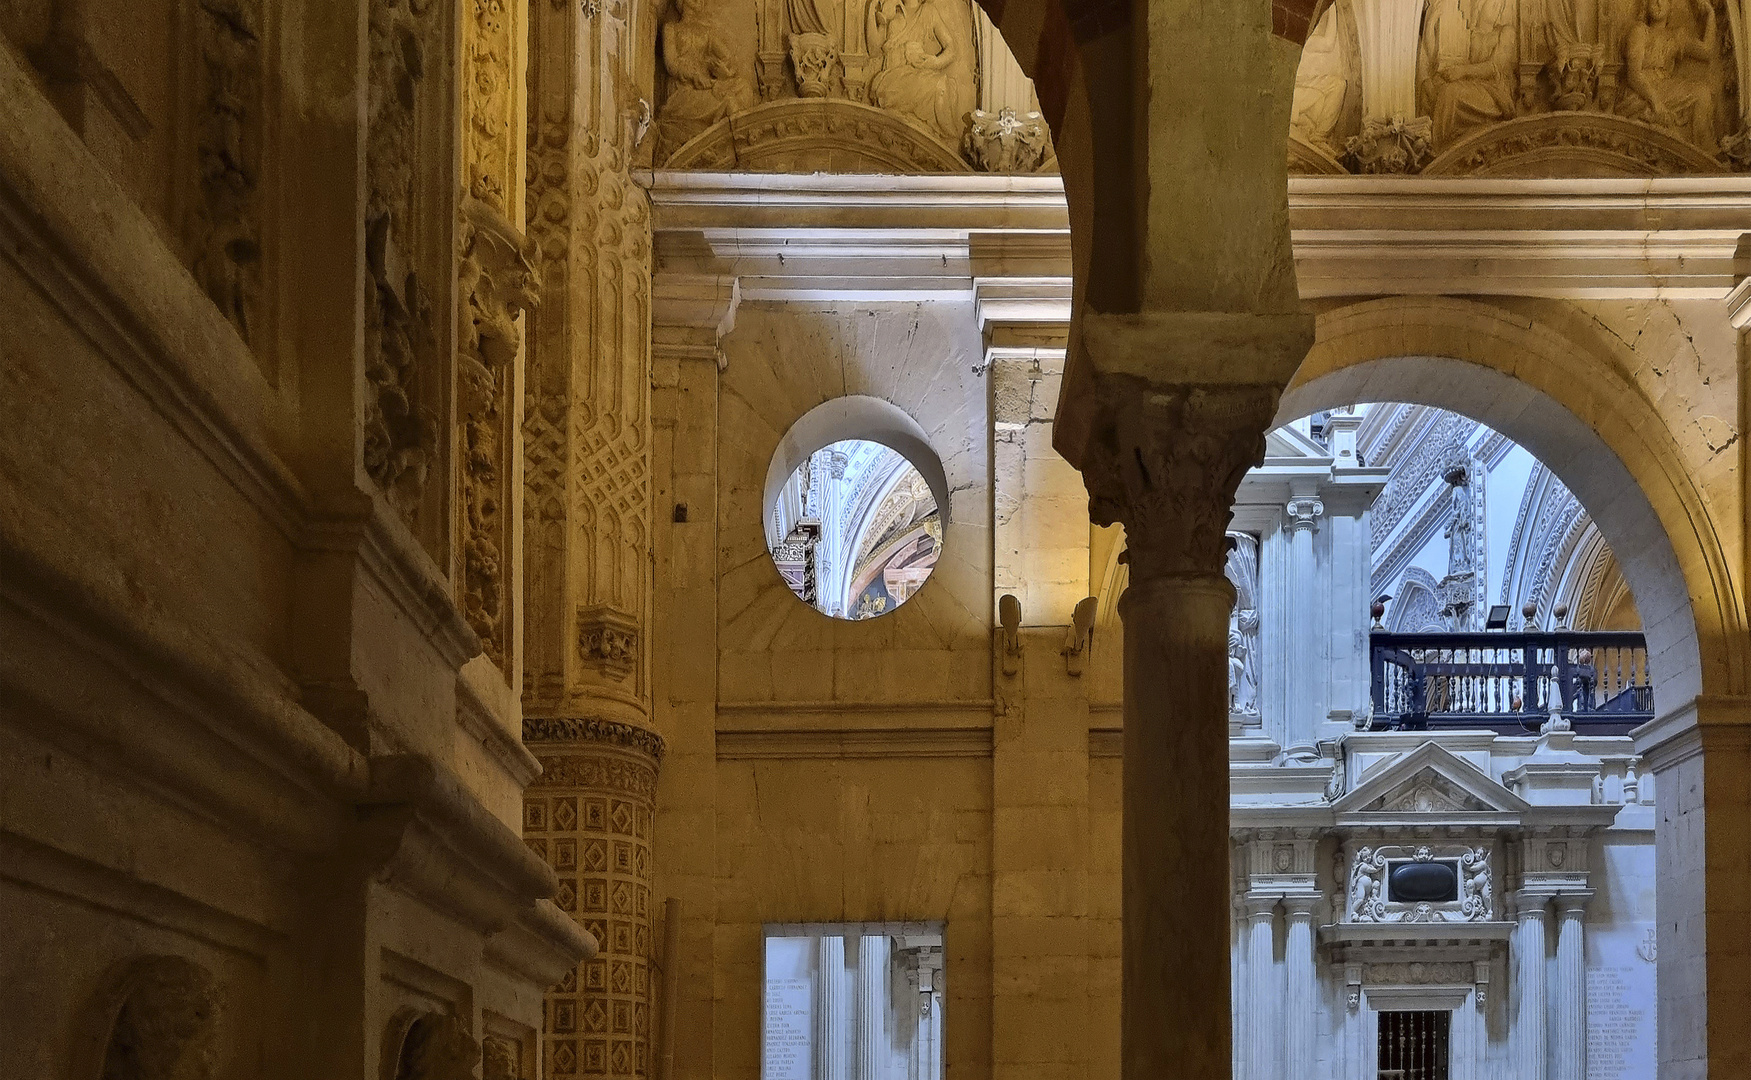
[{"x1": 1290, "y1": 0, "x2": 1751, "y2": 173}]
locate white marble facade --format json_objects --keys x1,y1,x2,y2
[{"x1": 1226, "y1": 406, "x2": 1657, "y2": 1080}]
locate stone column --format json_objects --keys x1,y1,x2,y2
[
  {"x1": 1283, "y1": 492, "x2": 1324, "y2": 759},
  {"x1": 523, "y1": 720, "x2": 665, "y2": 1080},
  {"x1": 1281, "y1": 897, "x2": 1317, "y2": 1080},
  {"x1": 1552, "y1": 896, "x2": 1590, "y2": 1080},
  {"x1": 817, "y1": 936, "x2": 848, "y2": 1080},
  {"x1": 1241, "y1": 896, "x2": 1278, "y2": 1080},
  {"x1": 1514, "y1": 892, "x2": 1550, "y2": 1080},
  {"x1": 1065, "y1": 306, "x2": 1311, "y2": 1080},
  {"x1": 857, "y1": 935, "x2": 889, "y2": 1080}
]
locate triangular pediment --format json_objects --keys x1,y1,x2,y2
[
  {"x1": 1263, "y1": 424, "x2": 1333, "y2": 461},
  {"x1": 1333, "y1": 742, "x2": 1530, "y2": 816}
]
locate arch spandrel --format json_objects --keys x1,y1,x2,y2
[{"x1": 1281, "y1": 295, "x2": 1747, "y2": 705}]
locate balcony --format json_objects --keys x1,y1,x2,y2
[{"x1": 1369, "y1": 631, "x2": 1653, "y2": 735}]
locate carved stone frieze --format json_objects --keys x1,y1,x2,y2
[
  {"x1": 364, "y1": 0, "x2": 441, "y2": 528},
  {"x1": 523, "y1": 716, "x2": 667, "y2": 761},
  {"x1": 186, "y1": 0, "x2": 263, "y2": 345},
  {"x1": 463, "y1": 0, "x2": 518, "y2": 212},
  {"x1": 1080, "y1": 379, "x2": 1280, "y2": 579},
  {"x1": 1343, "y1": 115, "x2": 1433, "y2": 175},
  {"x1": 964, "y1": 107, "x2": 1051, "y2": 173},
  {"x1": 1367, "y1": 961, "x2": 1475, "y2": 986},
  {"x1": 458, "y1": 200, "x2": 540, "y2": 669}
]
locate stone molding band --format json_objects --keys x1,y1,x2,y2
[{"x1": 523, "y1": 716, "x2": 667, "y2": 762}]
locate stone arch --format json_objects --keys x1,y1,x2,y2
[
  {"x1": 1279, "y1": 295, "x2": 1747, "y2": 711},
  {"x1": 86, "y1": 956, "x2": 221, "y2": 1080}
]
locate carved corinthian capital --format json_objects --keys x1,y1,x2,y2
[{"x1": 1081, "y1": 378, "x2": 1281, "y2": 580}]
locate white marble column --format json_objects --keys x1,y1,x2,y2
[
  {"x1": 1243, "y1": 897, "x2": 1278, "y2": 1080},
  {"x1": 1552, "y1": 897, "x2": 1590, "y2": 1080},
  {"x1": 1282, "y1": 898, "x2": 1317, "y2": 1080},
  {"x1": 857, "y1": 935, "x2": 889, "y2": 1080},
  {"x1": 1232, "y1": 896, "x2": 1246, "y2": 1079},
  {"x1": 1284, "y1": 493, "x2": 1323, "y2": 758},
  {"x1": 1514, "y1": 894, "x2": 1550, "y2": 1080},
  {"x1": 817, "y1": 936, "x2": 848, "y2": 1080}
]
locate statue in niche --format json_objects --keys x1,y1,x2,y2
[
  {"x1": 1290, "y1": 0, "x2": 1361, "y2": 156},
  {"x1": 656, "y1": 0, "x2": 756, "y2": 161},
  {"x1": 866, "y1": 0, "x2": 976, "y2": 144},
  {"x1": 1442, "y1": 463, "x2": 1477, "y2": 578},
  {"x1": 1417, "y1": 0, "x2": 1518, "y2": 147},
  {"x1": 1224, "y1": 534, "x2": 1260, "y2": 716},
  {"x1": 1617, "y1": 0, "x2": 1722, "y2": 149}
]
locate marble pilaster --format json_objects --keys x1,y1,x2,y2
[
  {"x1": 1283, "y1": 492, "x2": 1324, "y2": 759},
  {"x1": 1241, "y1": 897, "x2": 1278, "y2": 1080},
  {"x1": 1281, "y1": 897, "x2": 1317, "y2": 1080},
  {"x1": 816, "y1": 936, "x2": 848, "y2": 1080},
  {"x1": 1514, "y1": 892, "x2": 1550, "y2": 1080},
  {"x1": 1552, "y1": 895, "x2": 1590, "y2": 1080},
  {"x1": 857, "y1": 935, "x2": 888, "y2": 1080}
]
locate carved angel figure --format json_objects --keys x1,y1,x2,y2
[
  {"x1": 1617, "y1": 0, "x2": 1721, "y2": 149},
  {"x1": 1417, "y1": 0, "x2": 1517, "y2": 147},
  {"x1": 656, "y1": 0, "x2": 755, "y2": 161},
  {"x1": 866, "y1": 0, "x2": 976, "y2": 144},
  {"x1": 1461, "y1": 846, "x2": 1491, "y2": 919},
  {"x1": 1349, "y1": 847, "x2": 1386, "y2": 922}
]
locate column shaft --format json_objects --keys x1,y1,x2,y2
[
  {"x1": 1282, "y1": 903, "x2": 1317, "y2": 1080},
  {"x1": 1241, "y1": 901, "x2": 1277, "y2": 1080},
  {"x1": 1516, "y1": 897, "x2": 1550, "y2": 1080},
  {"x1": 1284, "y1": 496, "x2": 1323, "y2": 757},
  {"x1": 857, "y1": 935, "x2": 888, "y2": 1080},
  {"x1": 817, "y1": 936, "x2": 848, "y2": 1080},
  {"x1": 1121, "y1": 574, "x2": 1236, "y2": 1080},
  {"x1": 1553, "y1": 901, "x2": 1588, "y2": 1080}
]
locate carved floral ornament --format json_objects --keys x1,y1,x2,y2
[
  {"x1": 1289, "y1": 0, "x2": 1751, "y2": 175},
  {"x1": 1345, "y1": 842, "x2": 1493, "y2": 924}
]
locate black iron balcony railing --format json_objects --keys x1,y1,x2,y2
[{"x1": 1369, "y1": 630, "x2": 1653, "y2": 734}]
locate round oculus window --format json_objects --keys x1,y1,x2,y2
[{"x1": 767, "y1": 438, "x2": 942, "y2": 620}]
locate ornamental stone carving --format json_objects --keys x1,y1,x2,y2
[
  {"x1": 99, "y1": 957, "x2": 222, "y2": 1080},
  {"x1": 1345, "y1": 843, "x2": 1494, "y2": 923},
  {"x1": 1418, "y1": 0, "x2": 1516, "y2": 148},
  {"x1": 577, "y1": 605, "x2": 639, "y2": 681},
  {"x1": 1617, "y1": 0, "x2": 1720, "y2": 148},
  {"x1": 866, "y1": 0, "x2": 975, "y2": 145},
  {"x1": 394, "y1": 1014, "x2": 481, "y2": 1080},
  {"x1": 186, "y1": 0, "x2": 262, "y2": 345},
  {"x1": 656, "y1": 0, "x2": 756, "y2": 162},
  {"x1": 1082, "y1": 380, "x2": 1280, "y2": 579},
  {"x1": 458, "y1": 200, "x2": 540, "y2": 670},
  {"x1": 1343, "y1": 115, "x2": 1434, "y2": 174},
  {"x1": 964, "y1": 108, "x2": 1051, "y2": 173},
  {"x1": 1290, "y1": 0, "x2": 1360, "y2": 157},
  {"x1": 364, "y1": 0, "x2": 441, "y2": 528}
]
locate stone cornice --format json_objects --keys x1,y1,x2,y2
[{"x1": 522, "y1": 716, "x2": 666, "y2": 762}]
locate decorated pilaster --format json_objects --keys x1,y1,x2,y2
[
  {"x1": 1551, "y1": 894, "x2": 1591, "y2": 1080},
  {"x1": 1240, "y1": 896, "x2": 1278, "y2": 1080},
  {"x1": 1281, "y1": 896, "x2": 1318, "y2": 1080},
  {"x1": 521, "y1": 0, "x2": 664, "y2": 1075},
  {"x1": 1512, "y1": 891, "x2": 1549, "y2": 1080}
]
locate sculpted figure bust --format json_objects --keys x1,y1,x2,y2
[
  {"x1": 656, "y1": 0, "x2": 755, "y2": 161},
  {"x1": 1418, "y1": 0, "x2": 1517, "y2": 146},
  {"x1": 866, "y1": 0, "x2": 976, "y2": 144},
  {"x1": 1618, "y1": 0, "x2": 1720, "y2": 149}
]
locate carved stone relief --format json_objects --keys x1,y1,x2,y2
[
  {"x1": 866, "y1": 0, "x2": 976, "y2": 144},
  {"x1": 458, "y1": 200, "x2": 539, "y2": 669},
  {"x1": 1346, "y1": 842, "x2": 1495, "y2": 923},
  {"x1": 393, "y1": 1013, "x2": 481, "y2": 1080},
  {"x1": 185, "y1": 0, "x2": 263, "y2": 346},
  {"x1": 655, "y1": 0, "x2": 757, "y2": 163},
  {"x1": 365, "y1": 0, "x2": 442, "y2": 530},
  {"x1": 964, "y1": 107, "x2": 1051, "y2": 172},
  {"x1": 99, "y1": 957, "x2": 222, "y2": 1080},
  {"x1": 1290, "y1": 0, "x2": 1750, "y2": 174},
  {"x1": 1225, "y1": 533, "x2": 1261, "y2": 717}
]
